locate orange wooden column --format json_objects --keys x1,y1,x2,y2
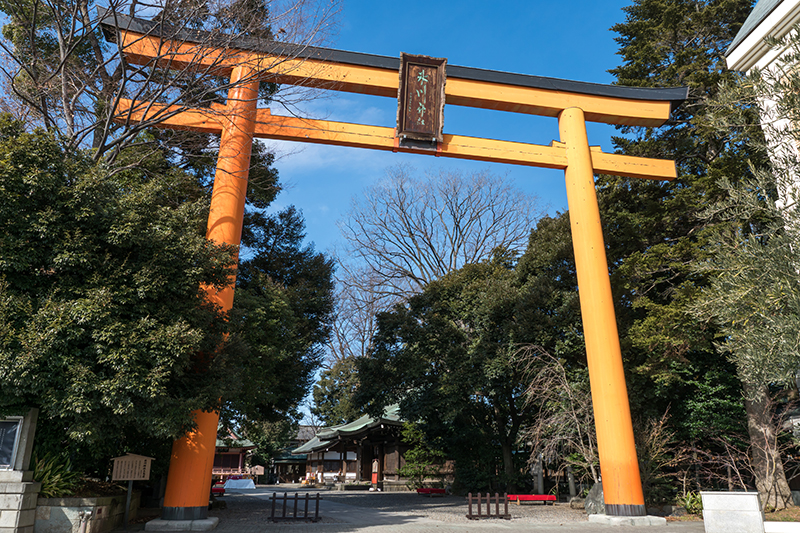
[
  {"x1": 559, "y1": 107, "x2": 645, "y2": 517},
  {"x1": 161, "y1": 65, "x2": 259, "y2": 521}
]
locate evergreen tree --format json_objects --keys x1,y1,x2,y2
[
  {"x1": 604, "y1": 0, "x2": 758, "y2": 400},
  {"x1": 312, "y1": 358, "x2": 361, "y2": 426},
  {"x1": 0, "y1": 119, "x2": 234, "y2": 472},
  {"x1": 0, "y1": 116, "x2": 334, "y2": 474},
  {"x1": 227, "y1": 205, "x2": 335, "y2": 426},
  {"x1": 689, "y1": 33, "x2": 800, "y2": 507}
]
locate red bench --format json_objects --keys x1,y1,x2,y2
[
  {"x1": 507, "y1": 494, "x2": 556, "y2": 505},
  {"x1": 416, "y1": 488, "x2": 446, "y2": 497}
]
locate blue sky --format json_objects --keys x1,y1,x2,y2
[{"x1": 263, "y1": 0, "x2": 635, "y2": 255}]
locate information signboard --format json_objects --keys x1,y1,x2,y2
[
  {"x1": 396, "y1": 53, "x2": 446, "y2": 144},
  {"x1": 0, "y1": 418, "x2": 22, "y2": 470},
  {"x1": 112, "y1": 454, "x2": 153, "y2": 481}
]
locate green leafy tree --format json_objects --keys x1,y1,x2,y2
[
  {"x1": 604, "y1": 0, "x2": 758, "y2": 395},
  {"x1": 312, "y1": 358, "x2": 361, "y2": 425},
  {"x1": 0, "y1": 119, "x2": 236, "y2": 471},
  {"x1": 358, "y1": 254, "x2": 531, "y2": 492},
  {"x1": 0, "y1": 117, "x2": 334, "y2": 474},
  {"x1": 225, "y1": 205, "x2": 335, "y2": 425},
  {"x1": 0, "y1": 0, "x2": 337, "y2": 477},
  {"x1": 687, "y1": 35, "x2": 800, "y2": 506},
  {"x1": 397, "y1": 422, "x2": 446, "y2": 490},
  {"x1": 691, "y1": 184, "x2": 797, "y2": 507},
  {"x1": 244, "y1": 419, "x2": 296, "y2": 468},
  {"x1": 603, "y1": 0, "x2": 800, "y2": 507},
  {"x1": 321, "y1": 167, "x2": 543, "y2": 426},
  {"x1": 357, "y1": 216, "x2": 584, "y2": 492}
]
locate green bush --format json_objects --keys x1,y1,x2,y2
[
  {"x1": 33, "y1": 453, "x2": 80, "y2": 498},
  {"x1": 678, "y1": 491, "x2": 703, "y2": 515}
]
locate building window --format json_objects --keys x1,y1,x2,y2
[{"x1": 323, "y1": 461, "x2": 341, "y2": 472}]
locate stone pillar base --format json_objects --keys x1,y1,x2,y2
[
  {"x1": 588, "y1": 514, "x2": 667, "y2": 526},
  {"x1": 0, "y1": 472, "x2": 41, "y2": 533}
]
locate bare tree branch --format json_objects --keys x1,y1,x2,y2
[
  {"x1": 338, "y1": 165, "x2": 543, "y2": 301},
  {"x1": 0, "y1": 0, "x2": 340, "y2": 163},
  {"x1": 518, "y1": 346, "x2": 600, "y2": 486}
]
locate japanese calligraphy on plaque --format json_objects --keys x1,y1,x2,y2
[
  {"x1": 397, "y1": 53, "x2": 446, "y2": 144},
  {"x1": 112, "y1": 453, "x2": 153, "y2": 481}
]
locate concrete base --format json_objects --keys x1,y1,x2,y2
[
  {"x1": 36, "y1": 492, "x2": 140, "y2": 533},
  {"x1": 701, "y1": 491, "x2": 763, "y2": 533},
  {"x1": 765, "y1": 522, "x2": 800, "y2": 533},
  {"x1": 0, "y1": 471, "x2": 33, "y2": 483},
  {"x1": 588, "y1": 514, "x2": 667, "y2": 526},
  {"x1": 144, "y1": 518, "x2": 219, "y2": 531}
]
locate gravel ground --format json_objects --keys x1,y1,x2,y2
[
  {"x1": 323, "y1": 491, "x2": 588, "y2": 523},
  {"x1": 211, "y1": 489, "x2": 589, "y2": 525}
]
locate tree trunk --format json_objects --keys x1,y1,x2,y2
[
  {"x1": 501, "y1": 439, "x2": 517, "y2": 492},
  {"x1": 743, "y1": 381, "x2": 793, "y2": 510}
]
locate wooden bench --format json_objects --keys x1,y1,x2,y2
[
  {"x1": 507, "y1": 494, "x2": 556, "y2": 505},
  {"x1": 416, "y1": 488, "x2": 446, "y2": 497}
]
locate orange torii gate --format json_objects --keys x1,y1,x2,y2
[{"x1": 101, "y1": 12, "x2": 686, "y2": 523}]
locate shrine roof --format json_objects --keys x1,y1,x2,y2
[
  {"x1": 292, "y1": 435, "x2": 325, "y2": 454},
  {"x1": 290, "y1": 405, "x2": 403, "y2": 454},
  {"x1": 272, "y1": 450, "x2": 308, "y2": 463},
  {"x1": 216, "y1": 425, "x2": 256, "y2": 449}
]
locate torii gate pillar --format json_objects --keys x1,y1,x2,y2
[
  {"x1": 161, "y1": 65, "x2": 259, "y2": 521},
  {"x1": 560, "y1": 107, "x2": 645, "y2": 515}
]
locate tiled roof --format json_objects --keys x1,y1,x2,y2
[{"x1": 290, "y1": 405, "x2": 403, "y2": 454}]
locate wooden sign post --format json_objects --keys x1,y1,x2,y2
[
  {"x1": 101, "y1": 11, "x2": 687, "y2": 523},
  {"x1": 112, "y1": 454, "x2": 153, "y2": 530}
]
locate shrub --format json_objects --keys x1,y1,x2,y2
[
  {"x1": 33, "y1": 453, "x2": 80, "y2": 498},
  {"x1": 678, "y1": 491, "x2": 703, "y2": 515}
]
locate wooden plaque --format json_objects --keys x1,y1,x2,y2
[
  {"x1": 397, "y1": 53, "x2": 446, "y2": 143},
  {"x1": 112, "y1": 453, "x2": 153, "y2": 481}
]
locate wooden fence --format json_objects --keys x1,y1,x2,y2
[
  {"x1": 466, "y1": 492, "x2": 510, "y2": 520},
  {"x1": 268, "y1": 492, "x2": 321, "y2": 522}
]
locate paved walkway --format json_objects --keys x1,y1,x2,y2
[
  {"x1": 118, "y1": 486, "x2": 707, "y2": 532},
  {"x1": 201, "y1": 487, "x2": 706, "y2": 533}
]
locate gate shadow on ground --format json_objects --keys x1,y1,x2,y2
[
  {"x1": 213, "y1": 490, "x2": 450, "y2": 528},
  {"x1": 208, "y1": 490, "x2": 707, "y2": 532},
  {"x1": 111, "y1": 490, "x2": 707, "y2": 532}
]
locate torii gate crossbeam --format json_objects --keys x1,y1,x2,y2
[{"x1": 100, "y1": 11, "x2": 687, "y2": 524}]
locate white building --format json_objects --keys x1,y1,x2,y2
[
  {"x1": 727, "y1": 0, "x2": 800, "y2": 211},
  {"x1": 726, "y1": 0, "x2": 800, "y2": 72}
]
